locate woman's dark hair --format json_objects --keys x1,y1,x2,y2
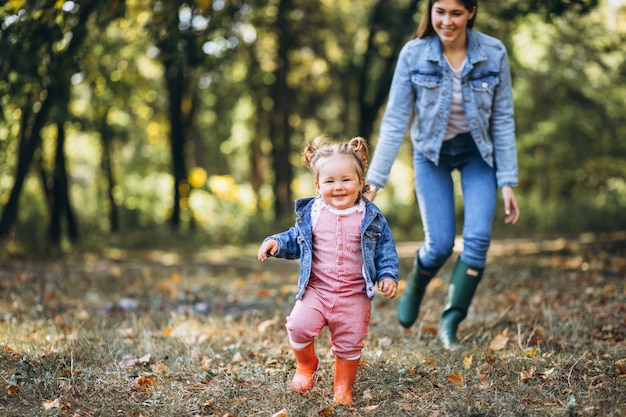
[{"x1": 414, "y1": 0, "x2": 477, "y2": 39}]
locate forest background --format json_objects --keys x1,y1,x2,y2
[
  {"x1": 1, "y1": 2, "x2": 625, "y2": 416},
  {"x1": 0, "y1": 0, "x2": 625, "y2": 252}
]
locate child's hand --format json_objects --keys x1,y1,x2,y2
[
  {"x1": 378, "y1": 278, "x2": 398, "y2": 299},
  {"x1": 257, "y1": 239, "x2": 279, "y2": 261}
]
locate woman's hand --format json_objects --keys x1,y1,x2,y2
[
  {"x1": 502, "y1": 186, "x2": 520, "y2": 225},
  {"x1": 378, "y1": 278, "x2": 398, "y2": 299}
]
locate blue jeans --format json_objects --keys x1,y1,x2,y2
[{"x1": 414, "y1": 133, "x2": 496, "y2": 269}]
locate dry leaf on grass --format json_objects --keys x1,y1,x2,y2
[
  {"x1": 318, "y1": 406, "x2": 335, "y2": 416},
  {"x1": 421, "y1": 325, "x2": 438, "y2": 335},
  {"x1": 258, "y1": 319, "x2": 279, "y2": 333},
  {"x1": 463, "y1": 354, "x2": 473, "y2": 369},
  {"x1": 121, "y1": 353, "x2": 152, "y2": 369},
  {"x1": 363, "y1": 404, "x2": 380, "y2": 411},
  {"x1": 489, "y1": 328, "x2": 509, "y2": 351},
  {"x1": 231, "y1": 352, "x2": 243, "y2": 363},
  {"x1": 377, "y1": 336, "x2": 393, "y2": 347},
  {"x1": 446, "y1": 373, "x2": 464, "y2": 387},
  {"x1": 616, "y1": 358, "x2": 626, "y2": 375},
  {"x1": 42, "y1": 398, "x2": 61, "y2": 410},
  {"x1": 132, "y1": 374, "x2": 156, "y2": 392},
  {"x1": 519, "y1": 366, "x2": 536, "y2": 383},
  {"x1": 272, "y1": 408, "x2": 289, "y2": 417}
]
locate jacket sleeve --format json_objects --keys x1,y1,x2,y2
[
  {"x1": 491, "y1": 46, "x2": 518, "y2": 187},
  {"x1": 374, "y1": 219, "x2": 399, "y2": 283},
  {"x1": 265, "y1": 225, "x2": 301, "y2": 260},
  {"x1": 366, "y1": 43, "x2": 416, "y2": 189}
]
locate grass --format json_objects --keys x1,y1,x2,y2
[{"x1": 1, "y1": 233, "x2": 625, "y2": 416}]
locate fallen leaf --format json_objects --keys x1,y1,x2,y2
[
  {"x1": 42, "y1": 398, "x2": 61, "y2": 410},
  {"x1": 272, "y1": 408, "x2": 289, "y2": 417},
  {"x1": 616, "y1": 358, "x2": 626, "y2": 375},
  {"x1": 377, "y1": 336, "x2": 392, "y2": 347},
  {"x1": 318, "y1": 405, "x2": 335, "y2": 416},
  {"x1": 446, "y1": 373, "x2": 464, "y2": 387},
  {"x1": 151, "y1": 361, "x2": 170, "y2": 374},
  {"x1": 258, "y1": 319, "x2": 279, "y2": 334},
  {"x1": 201, "y1": 357, "x2": 212, "y2": 370},
  {"x1": 362, "y1": 388, "x2": 374, "y2": 400},
  {"x1": 541, "y1": 367, "x2": 556, "y2": 378},
  {"x1": 421, "y1": 325, "x2": 438, "y2": 335},
  {"x1": 162, "y1": 327, "x2": 174, "y2": 337},
  {"x1": 132, "y1": 374, "x2": 156, "y2": 392},
  {"x1": 138, "y1": 353, "x2": 152, "y2": 364},
  {"x1": 423, "y1": 357, "x2": 437, "y2": 365},
  {"x1": 524, "y1": 347, "x2": 538, "y2": 357},
  {"x1": 463, "y1": 354, "x2": 473, "y2": 369},
  {"x1": 362, "y1": 404, "x2": 380, "y2": 411},
  {"x1": 118, "y1": 328, "x2": 134, "y2": 338},
  {"x1": 519, "y1": 366, "x2": 536, "y2": 383},
  {"x1": 489, "y1": 329, "x2": 510, "y2": 351}
]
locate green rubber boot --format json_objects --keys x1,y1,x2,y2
[
  {"x1": 437, "y1": 259, "x2": 483, "y2": 351},
  {"x1": 397, "y1": 256, "x2": 439, "y2": 328}
]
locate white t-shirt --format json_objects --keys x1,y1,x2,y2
[{"x1": 444, "y1": 57, "x2": 469, "y2": 140}]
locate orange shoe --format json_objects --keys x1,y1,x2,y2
[
  {"x1": 333, "y1": 357, "x2": 360, "y2": 405},
  {"x1": 291, "y1": 342, "x2": 319, "y2": 393}
]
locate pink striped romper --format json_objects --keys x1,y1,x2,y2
[{"x1": 285, "y1": 202, "x2": 371, "y2": 360}]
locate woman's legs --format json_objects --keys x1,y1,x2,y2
[
  {"x1": 413, "y1": 148, "x2": 457, "y2": 269},
  {"x1": 397, "y1": 146, "x2": 457, "y2": 328},
  {"x1": 436, "y1": 134, "x2": 497, "y2": 349},
  {"x1": 459, "y1": 148, "x2": 497, "y2": 267}
]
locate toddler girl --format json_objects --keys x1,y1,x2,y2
[{"x1": 258, "y1": 136, "x2": 398, "y2": 406}]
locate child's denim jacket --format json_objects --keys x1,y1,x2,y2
[{"x1": 265, "y1": 197, "x2": 399, "y2": 300}]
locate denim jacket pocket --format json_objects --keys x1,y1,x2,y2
[
  {"x1": 411, "y1": 71, "x2": 442, "y2": 107},
  {"x1": 363, "y1": 229, "x2": 381, "y2": 251},
  {"x1": 469, "y1": 73, "x2": 499, "y2": 111}
]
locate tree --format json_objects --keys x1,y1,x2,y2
[
  {"x1": 146, "y1": 0, "x2": 247, "y2": 229},
  {"x1": 0, "y1": 0, "x2": 123, "y2": 244}
]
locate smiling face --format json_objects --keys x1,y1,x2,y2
[
  {"x1": 431, "y1": 0, "x2": 476, "y2": 48},
  {"x1": 314, "y1": 154, "x2": 364, "y2": 210}
]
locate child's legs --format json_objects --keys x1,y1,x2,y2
[
  {"x1": 328, "y1": 295, "x2": 371, "y2": 359},
  {"x1": 286, "y1": 292, "x2": 327, "y2": 346}
]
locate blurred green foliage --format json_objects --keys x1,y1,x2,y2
[{"x1": 0, "y1": 0, "x2": 625, "y2": 252}]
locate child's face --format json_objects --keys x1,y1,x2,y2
[{"x1": 315, "y1": 154, "x2": 363, "y2": 210}]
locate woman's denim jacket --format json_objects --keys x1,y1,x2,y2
[
  {"x1": 264, "y1": 197, "x2": 399, "y2": 300},
  {"x1": 367, "y1": 30, "x2": 518, "y2": 188}
]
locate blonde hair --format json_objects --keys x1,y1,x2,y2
[{"x1": 303, "y1": 136, "x2": 370, "y2": 196}]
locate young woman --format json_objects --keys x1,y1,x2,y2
[
  {"x1": 365, "y1": 0, "x2": 520, "y2": 350},
  {"x1": 258, "y1": 136, "x2": 398, "y2": 405}
]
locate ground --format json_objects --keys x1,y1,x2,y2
[{"x1": 0, "y1": 232, "x2": 625, "y2": 416}]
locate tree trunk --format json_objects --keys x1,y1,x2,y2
[
  {"x1": 270, "y1": 0, "x2": 295, "y2": 221},
  {"x1": 101, "y1": 132, "x2": 119, "y2": 233},
  {"x1": 357, "y1": 0, "x2": 421, "y2": 141},
  {"x1": 0, "y1": 96, "x2": 53, "y2": 241},
  {"x1": 166, "y1": 63, "x2": 189, "y2": 229},
  {"x1": 50, "y1": 121, "x2": 79, "y2": 244},
  {"x1": 0, "y1": 0, "x2": 97, "y2": 243}
]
